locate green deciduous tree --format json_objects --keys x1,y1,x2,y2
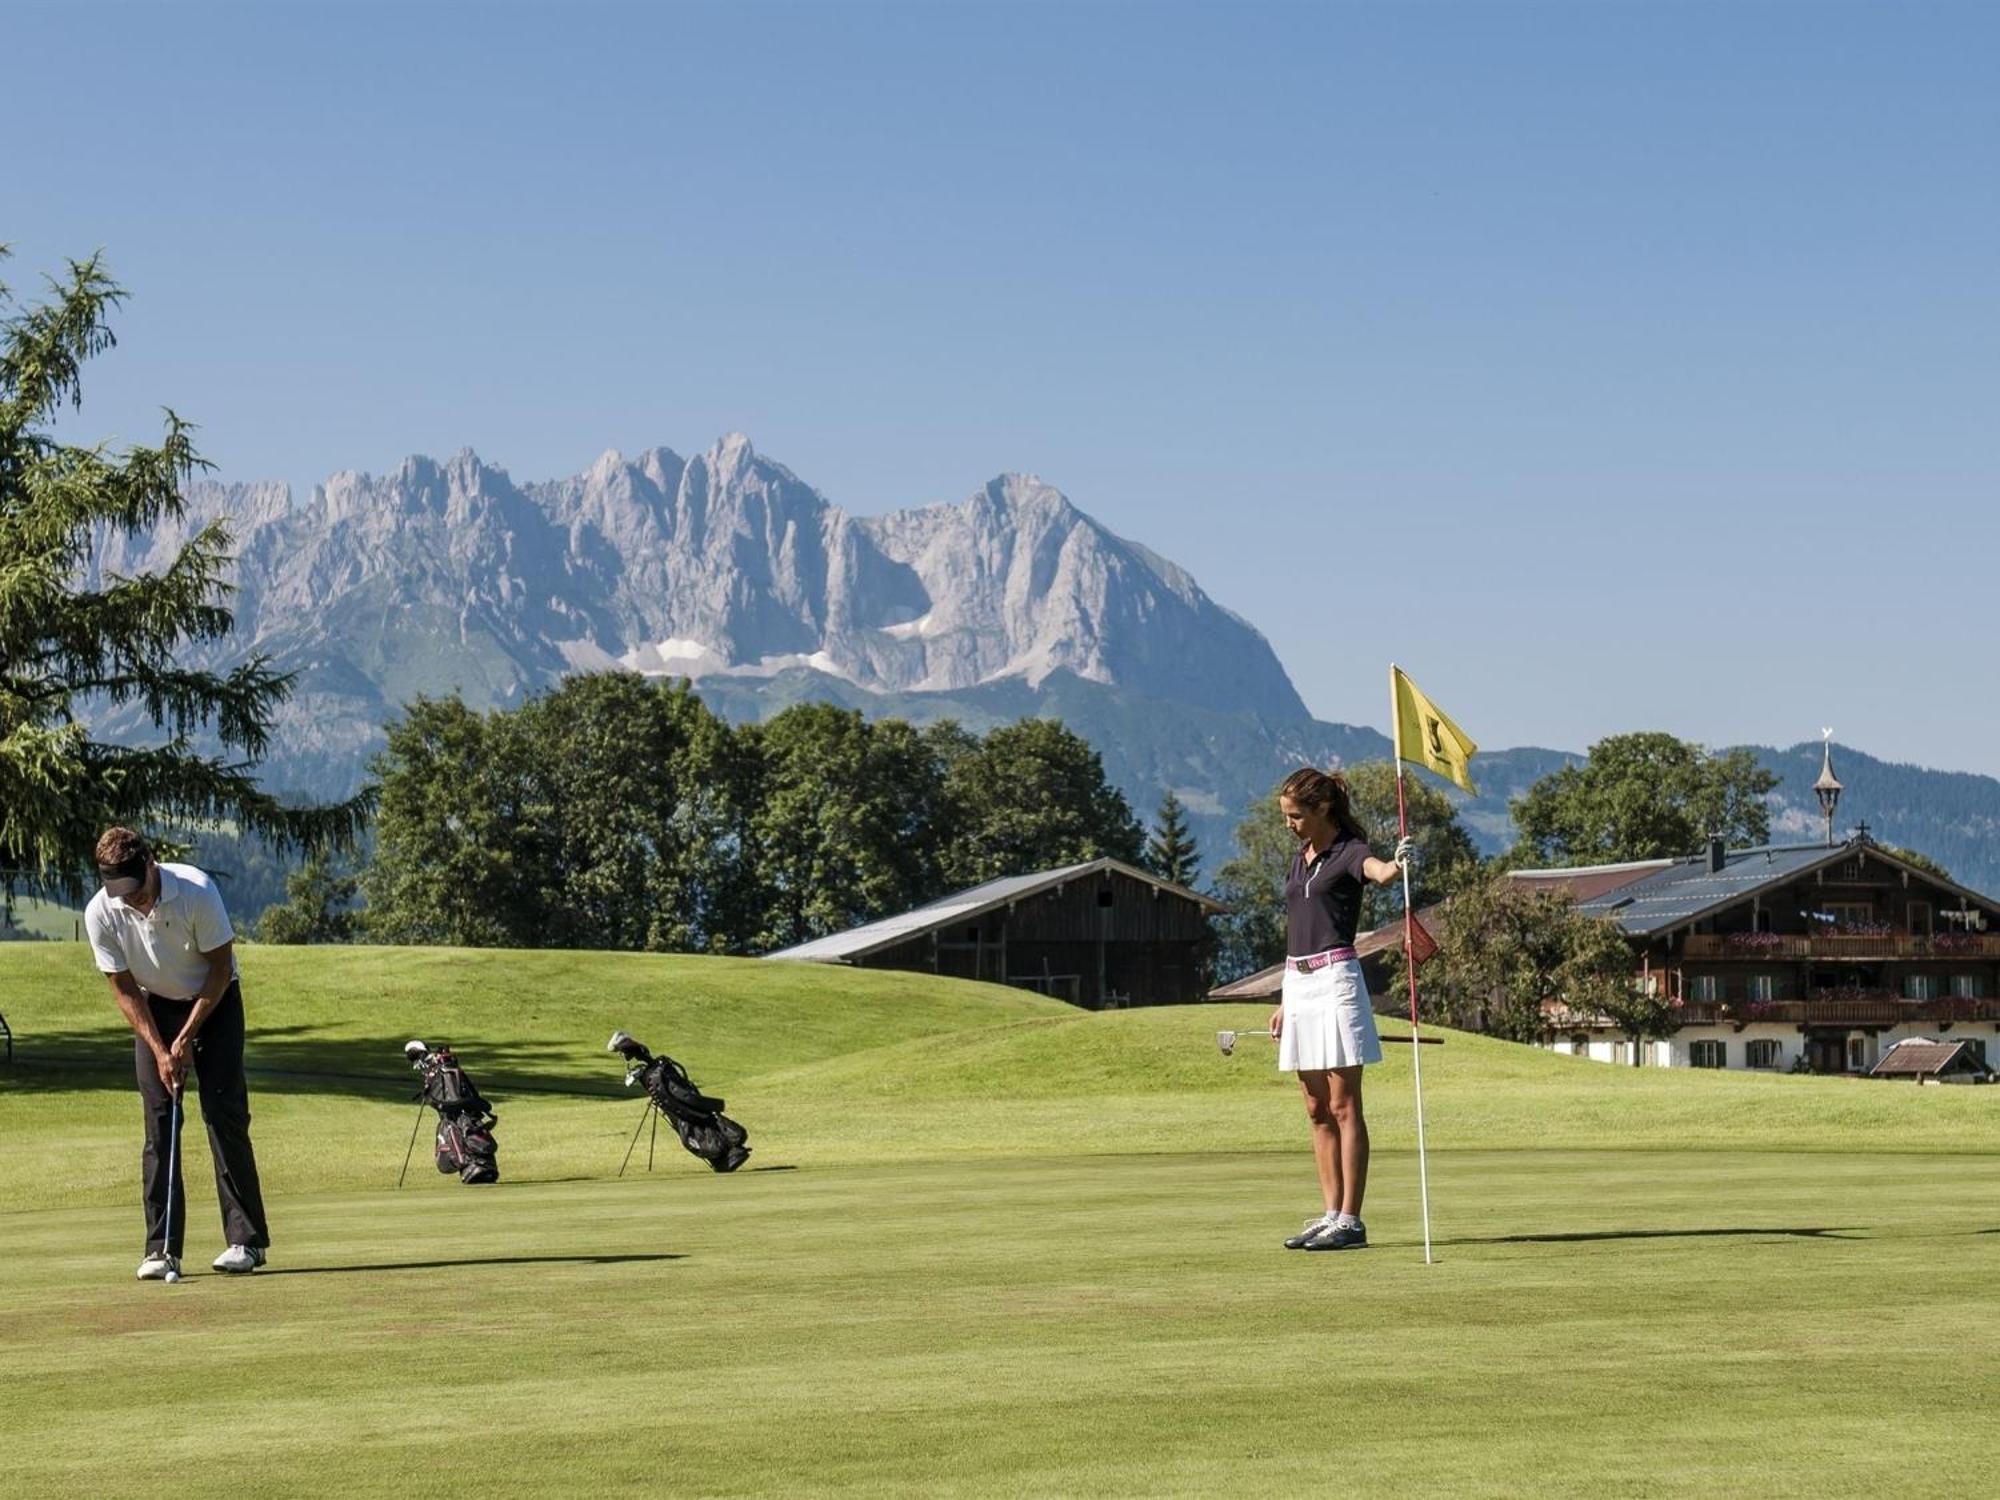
[
  {"x1": 1144, "y1": 790, "x2": 1200, "y2": 887},
  {"x1": 361, "y1": 678, "x2": 757, "y2": 951},
  {"x1": 1510, "y1": 732, "x2": 1778, "y2": 867},
  {"x1": 360, "y1": 690, "x2": 1168, "y2": 953},
  {"x1": 743, "y1": 703, "x2": 946, "y2": 951},
  {"x1": 0, "y1": 250, "x2": 367, "y2": 905},
  {"x1": 254, "y1": 855, "x2": 360, "y2": 944},
  {"x1": 519, "y1": 672, "x2": 755, "y2": 952},
  {"x1": 360, "y1": 696, "x2": 545, "y2": 946},
  {"x1": 1391, "y1": 876, "x2": 1641, "y2": 1044},
  {"x1": 938, "y1": 718, "x2": 1143, "y2": 888}
]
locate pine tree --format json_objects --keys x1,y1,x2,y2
[
  {"x1": 0, "y1": 250, "x2": 368, "y2": 905},
  {"x1": 1145, "y1": 789, "x2": 1201, "y2": 887}
]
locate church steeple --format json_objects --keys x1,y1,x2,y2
[{"x1": 1813, "y1": 729, "x2": 1844, "y2": 848}]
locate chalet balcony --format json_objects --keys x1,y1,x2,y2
[
  {"x1": 1669, "y1": 994, "x2": 2000, "y2": 1028},
  {"x1": 1679, "y1": 933, "x2": 2000, "y2": 961}
]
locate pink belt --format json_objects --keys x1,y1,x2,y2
[{"x1": 1287, "y1": 947, "x2": 1357, "y2": 973}]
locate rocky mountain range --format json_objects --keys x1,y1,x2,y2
[{"x1": 92, "y1": 433, "x2": 2000, "y2": 902}]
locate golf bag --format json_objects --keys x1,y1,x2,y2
[
  {"x1": 407, "y1": 1042, "x2": 500, "y2": 1184},
  {"x1": 607, "y1": 1030, "x2": 750, "y2": 1172}
]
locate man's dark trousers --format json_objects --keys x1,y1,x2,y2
[{"x1": 133, "y1": 983, "x2": 270, "y2": 1256}]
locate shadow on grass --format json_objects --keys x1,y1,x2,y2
[
  {"x1": 2, "y1": 1026, "x2": 652, "y2": 1102},
  {"x1": 262, "y1": 1252, "x2": 686, "y2": 1277},
  {"x1": 1443, "y1": 1226, "x2": 1861, "y2": 1246}
]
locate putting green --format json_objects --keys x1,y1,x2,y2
[{"x1": 2, "y1": 945, "x2": 1995, "y2": 1497}]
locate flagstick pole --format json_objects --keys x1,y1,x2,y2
[{"x1": 1390, "y1": 664, "x2": 1437, "y2": 1266}]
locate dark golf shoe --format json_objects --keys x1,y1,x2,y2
[
  {"x1": 1306, "y1": 1221, "x2": 1367, "y2": 1251},
  {"x1": 1284, "y1": 1215, "x2": 1334, "y2": 1249}
]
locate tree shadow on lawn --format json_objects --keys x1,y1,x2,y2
[
  {"x1": 261, "y1": 1252, "x2": 686, "y2": 1277},
  {"x1": 2, "y1": 1027, "x2": 638, "y2": 1102},
  {"x1": 1442, "y1": 1226, "x2": 1863, "y2": 1246}
]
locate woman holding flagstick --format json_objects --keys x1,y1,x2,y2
[{"x1": 1270, "y1": 768, "x2": 1412, "y2": 1251}]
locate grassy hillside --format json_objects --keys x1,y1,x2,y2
[
  {"x1": 3, "y1": 944, "x2": 1994, "y2": 1217},
  {"x1": 1, "y1": 894, "x2": 83, "y2": 942}
]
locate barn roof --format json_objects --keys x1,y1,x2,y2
[
  {"x1": 1869, "y1": 1039, "x2": 1990, "y2": 1078},
  {"x1": 1505, "y1": 859, "x2": 1673, "y2": 903},
  {"x1": 762, "y1": 857, "x2": 1227, "y2": 964}
]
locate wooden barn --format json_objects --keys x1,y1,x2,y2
[{"x1": 762, "y1": 858, "x2": 1225, "y2": 1008}]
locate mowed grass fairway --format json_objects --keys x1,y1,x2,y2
[{"x1": 2, "y1": 946, "x2": 1996, "y2": 1498}]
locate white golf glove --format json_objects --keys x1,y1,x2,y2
[{"x1": 1394, "y1": 836, "x2": 1417, "y2": 871}]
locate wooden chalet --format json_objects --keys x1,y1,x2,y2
[
  {"x1": 1535, "y1": 831, "x2": 2000, "y2": 1073},
  {"x1": 761, "y1": 858, "x2": 1225, "y2": 1009}
]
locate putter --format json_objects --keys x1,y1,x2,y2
[
  {"x1": 1215, "y1": 1028, "x2": 1272, "y2": 1057},
  {"x1": 161, "y1": 1077, "x2": 184, "y2": 1283},
  {"x1": 1215, "y1": 1028, "x2": 1442, "y2": 1056}
]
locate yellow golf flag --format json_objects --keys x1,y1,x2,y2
[{"x1": 1390, "y1": 665, "x2": 1479, "y2": 794}]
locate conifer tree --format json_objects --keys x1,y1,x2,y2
[
  {"x1": 0, "y1": 250, "x2": 367, "y2": 904},
  {"x1": 1145, "y1": 789, "x2": 1201, "y2": 887}
]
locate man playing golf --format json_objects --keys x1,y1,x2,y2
[
  {"x1": 85, "y1": 827, "x2": 271, "y2": 1279},
  {"x1": 1270, "y1": 769, "x2": 1410, "y2": 1252}
]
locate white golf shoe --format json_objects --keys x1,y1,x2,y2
[
  {"x1": 212, "y1": 1244, "x2": 266, "y2": 1274},
  {"x1": 136, "y1": 1251, "x2": 179, "y2": 1280}
]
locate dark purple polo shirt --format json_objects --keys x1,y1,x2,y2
[{"x1": 1285, "y1": 836, "x2": 1370, "y2": 955}]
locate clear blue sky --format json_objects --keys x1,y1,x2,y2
[{"x1": 8, "y1": 1, "x2": 1996, "y2": 772}]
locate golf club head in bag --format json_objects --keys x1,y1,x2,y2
[
  {"x1": 607, "y1": 1030, "x2": 651, "y2": 1067},
  {"x1": 606, "y1": 1029, "x2": 750, "y2": 1172},
  {"x1": 406, "y1": 1042, "x2": 500, "y2": 1184}
]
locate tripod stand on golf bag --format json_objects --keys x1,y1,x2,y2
[
  {"x1": 398, "y1": 1041, "x2": 501, "y2": 1185},
  {"x1": 607, "y1": 1030, "x2": 750, "y2": 1174}
]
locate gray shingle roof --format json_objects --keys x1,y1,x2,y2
[{"x1": 762, "y1": 857, "x2": 1226, "y2": 963}]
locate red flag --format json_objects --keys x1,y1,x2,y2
[{"x1": 1403, "y1": 910, "x2": 1439, "y2": 967}]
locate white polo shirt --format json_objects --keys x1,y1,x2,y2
[{"x1": 85, "y1": 863, "x2": 239, "y2": 1000}]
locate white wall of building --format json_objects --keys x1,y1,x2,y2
[{"x1": 1548, "y1": 1021, "x2": 1999, "y2": 1072}]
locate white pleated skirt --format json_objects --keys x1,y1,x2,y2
[{"x1": 1278, "y1": 956, "x2": 1384, "y2": 1071}]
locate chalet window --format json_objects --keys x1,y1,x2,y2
[
  {"x1": 1950, "y1": 974, "x2": 1984, "y2": 999},
  {"x1": 1826, "y1": 902, "x2": 1872, "y2": 926},
  {"x1": 1840, "y1": 858, "x2": 1865, "y2": 880},
  {"x1": 1569, "y1": 1033, "x2": 1591, "y2": 1056},
  {"x1": 1746, "y1": 1039, "x2": 1781, "y2": 1069},
  {"x1": 1688, "y1": 975, "x2": 1719, "y2": 1003},
  {"x1": 1096, "y1": 889, "x2": 1114, "y2": 908},
  {"x1": 1689, "y1": 1040, "x2": 1725, "y2": 1068},
  {"x1": 1903, "y1": 975, "x2": 1938, "y2": 1001},
  {"x1": 1754, "y1": 909, "x2": 1774, "y2": 933},
  {"x1": 1847, "y1": 1037, "x2": 1867, "y2": 1071},
  {"x1": 1749, "y1": 974, "x2": 1775, "y2": 1002},
  {"x1": 1908, "y1": 902, "x2": 1933, "y2": 936},
  {"x1": 1968, "y1": 1039, "x2": 1990, "y2": 1067}
]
